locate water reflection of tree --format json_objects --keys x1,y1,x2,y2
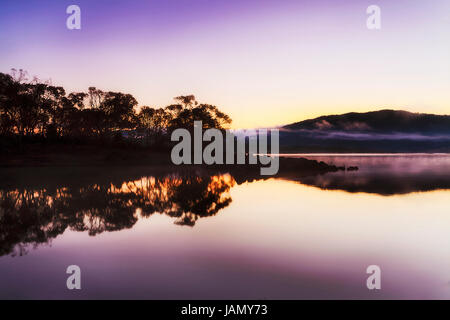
[
  {"x1": 129, "y1": 174, "x2": 234, "y2": 226},
  {"x1": 0, "y1": 173, "x2": 234, "y2": 256}
]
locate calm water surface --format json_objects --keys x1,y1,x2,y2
[{"x1": 1, "y1": 155, "x2": 450, "y2": 299}]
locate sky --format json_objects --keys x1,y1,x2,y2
[{"x1": 0, "y1": 0, "x2": 449, "y2": 128}]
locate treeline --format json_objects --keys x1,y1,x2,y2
[{"x1": 0, "y1": 69, "x2": 231, "y2": 148}]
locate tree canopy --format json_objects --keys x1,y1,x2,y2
[{"x1": 0, "y1": 70, "x2": 232, "y2": 147}]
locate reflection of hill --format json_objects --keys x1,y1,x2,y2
[
  {"x1": 290, "y1": 171, "x2": 450, "y2": 196},
  {"x1": 280, "y1": 155, "x2": 450, "y2": 195}
]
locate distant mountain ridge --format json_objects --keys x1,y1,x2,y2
[
  {"x1": 280, "y1": 110, "x2": 450, "y2": 153},
  {"x1": 284, "y1": 110, "x2": 450, "y2": 135}
]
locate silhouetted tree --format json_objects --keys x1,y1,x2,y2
[
  {"x1": 101, "y1": 91, "x2": 138, "y2": 132},
  {"x1": 174, "y1": 95, "x2": 197, "y2": 108},
  {"x1": 0, "y1": 70, "x2": 232, "y2": 149},
  {"x1": 137, "y1": 107, "x2": 171, "y2": 146},
  {"x1": 167, "y1": 95, "x2": 232, "y2": 132}
]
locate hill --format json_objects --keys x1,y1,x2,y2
[
  {"x1": 284, "y1": 110, "x2": 450, "y2": 134},
  {"x1": 280, "y1": 110, "x2": 450, "y2": 153}
]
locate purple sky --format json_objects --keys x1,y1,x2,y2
[{"x1": 1, "y1": 0, "x2": 449, "y2": 128}]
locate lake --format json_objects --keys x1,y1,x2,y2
[{"x1": 1, "y1": 154, "x2": 450, "y2": 299}]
